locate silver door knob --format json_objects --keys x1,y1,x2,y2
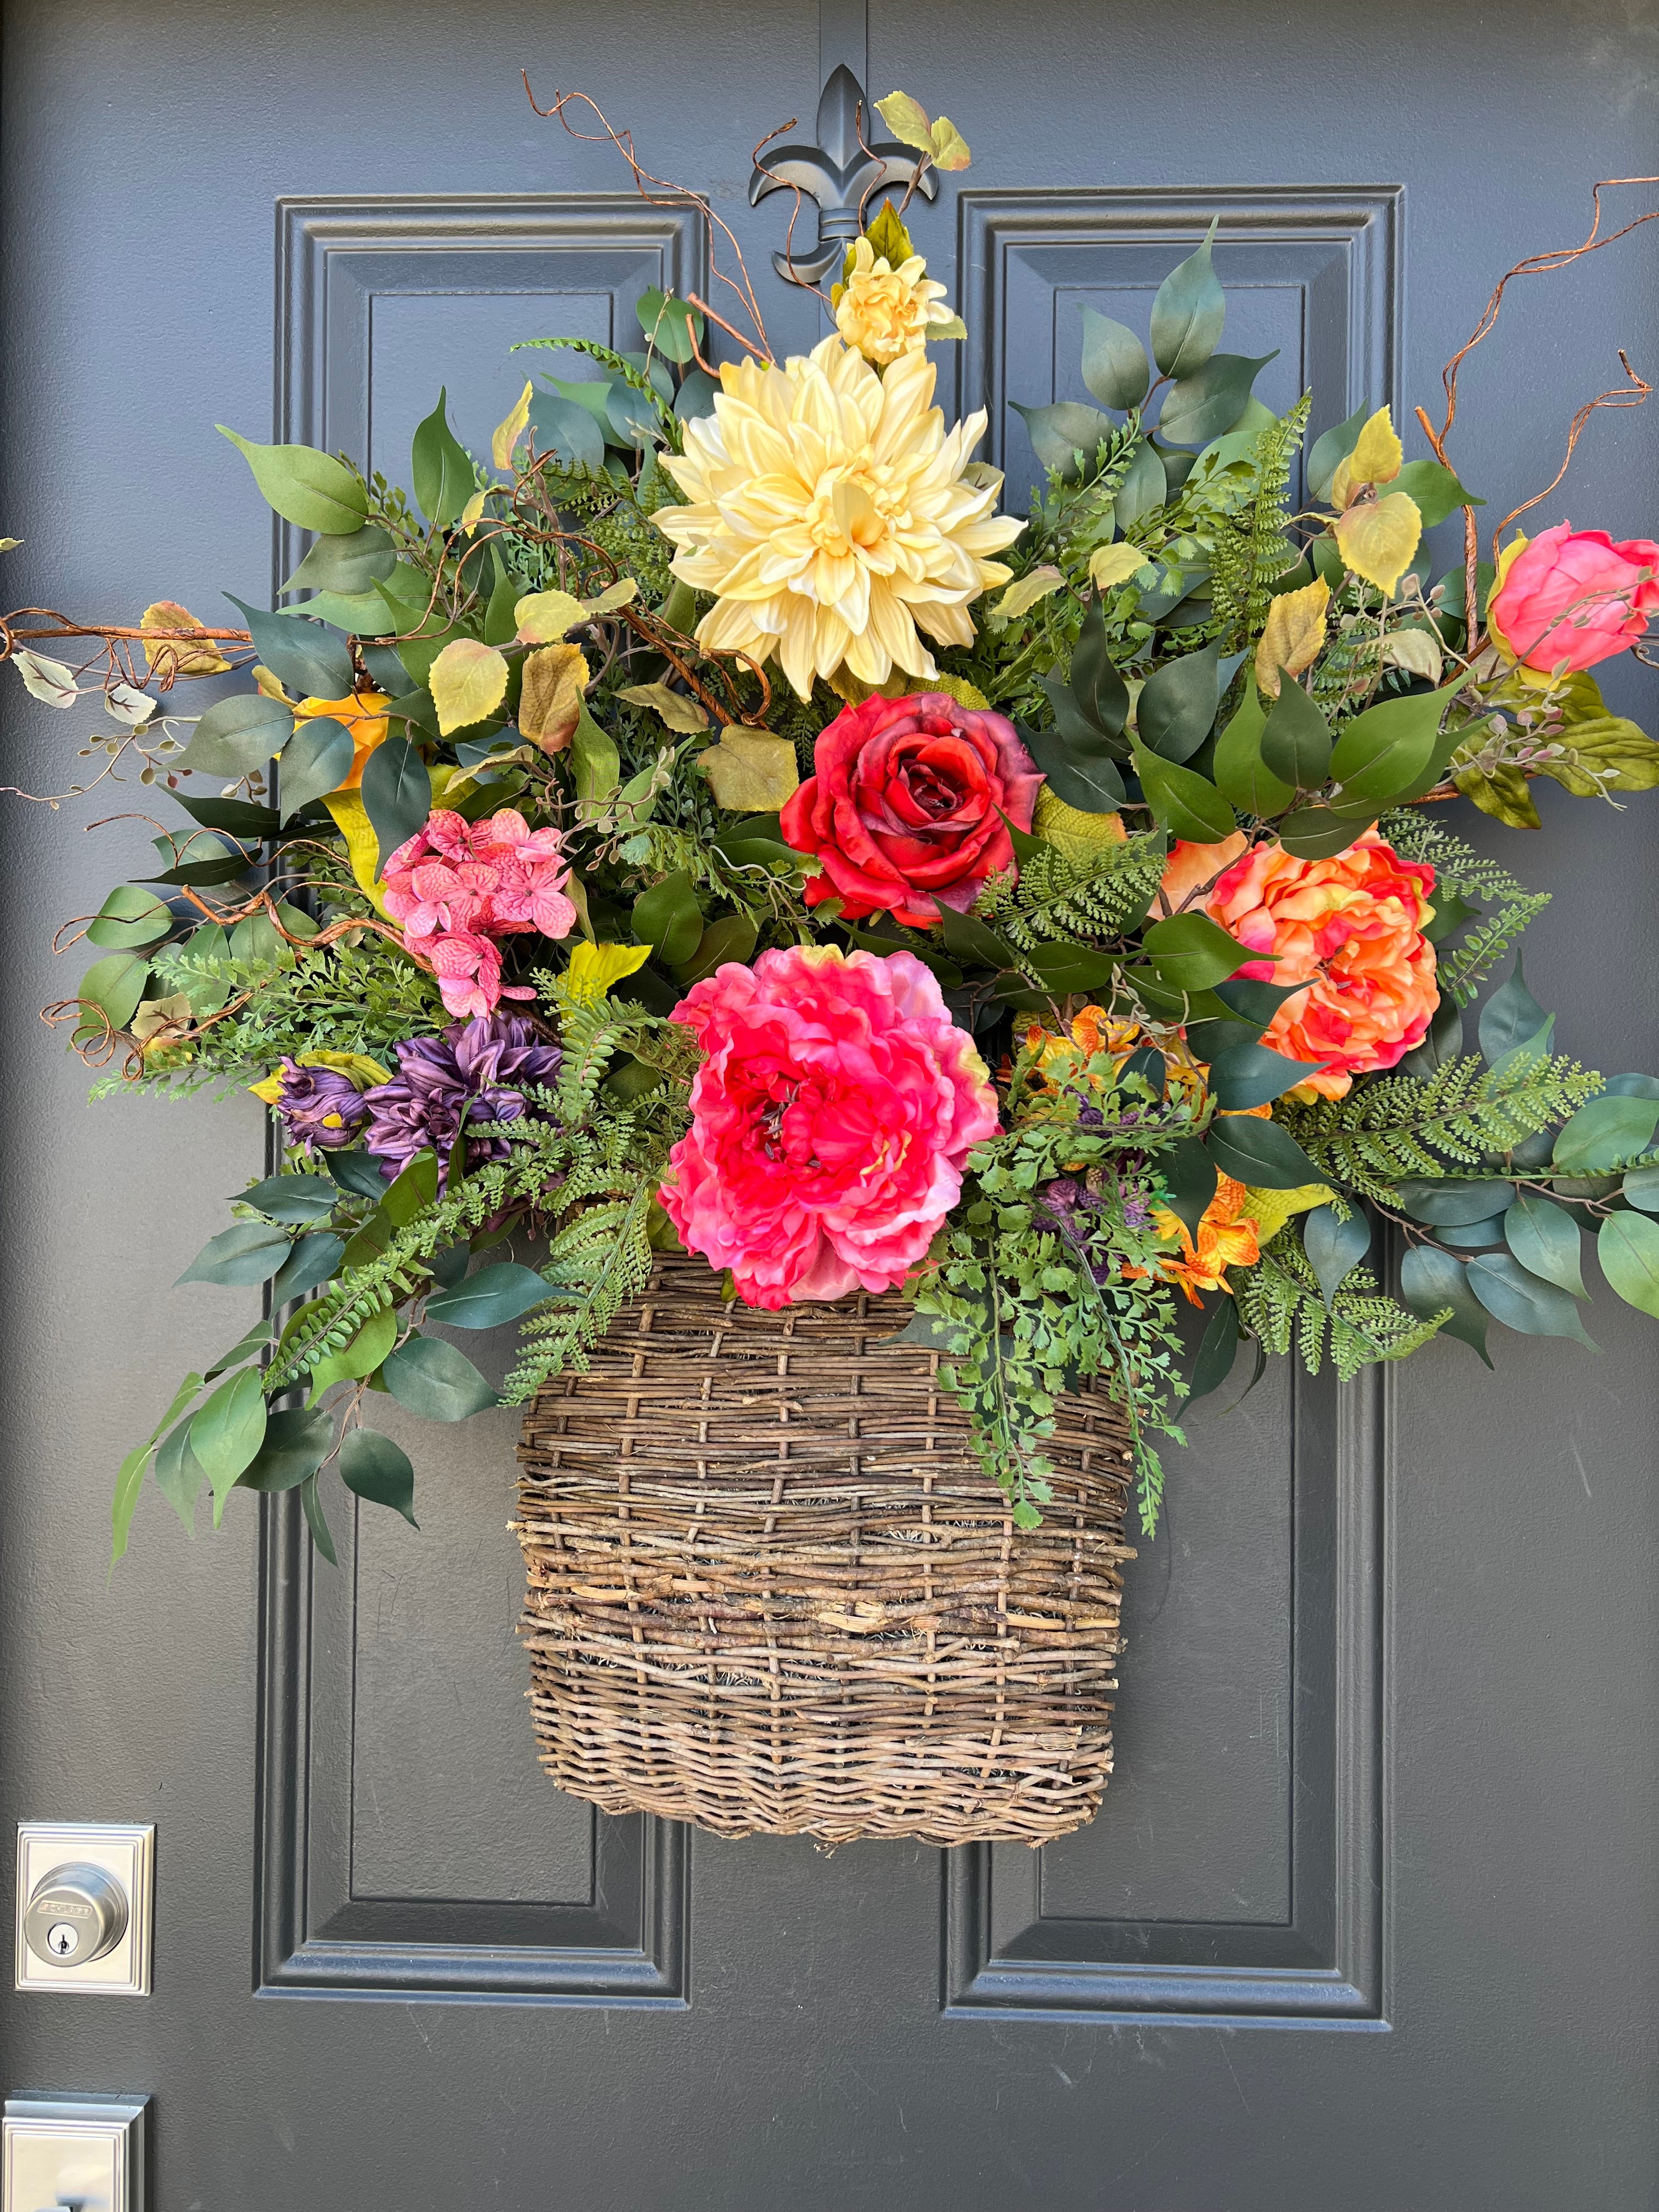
[{"x1": 21, "y1": 1863, "x2": 128, "y2": 1968}]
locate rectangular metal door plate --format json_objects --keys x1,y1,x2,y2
[
  {"x1": 14, "y1": 1825, "x2": 154, "y2": 1997},
  {"x1": 2, "y1": 2096, "x2": 148, "y2": 2212}
]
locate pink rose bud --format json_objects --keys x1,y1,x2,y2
[{"x1": 1487, "y1": 521, "x2": 1659, "y2": 675}]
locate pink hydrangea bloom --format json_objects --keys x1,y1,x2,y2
[
  {"x1": 660, "y1": 944, "x2": 1000, "y2": 1309},
  {"x1": 382, "y1": 808, "x2": 575, "y2": 1018}
]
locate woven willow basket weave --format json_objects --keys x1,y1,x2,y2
[{"x1": 515, "y1": 1255, "x2": 1136, "y2": 1846}]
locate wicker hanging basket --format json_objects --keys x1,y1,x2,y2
[{"x1": 515, "y1": 1255, "x2": 1136, "y2": 1846}]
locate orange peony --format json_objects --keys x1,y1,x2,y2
[{"x1": 1200, "y1": 829, "x2": 1437, "y2": 1099}]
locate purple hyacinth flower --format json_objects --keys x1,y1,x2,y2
[
  {"x1": 274, "y1": 1058, "x2": 371, "y2": 1153},
  {"x1": 360, "y1": 1014, "x2": 561, "y2": 1186}
]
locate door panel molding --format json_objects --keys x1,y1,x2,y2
[
  {"x1": 956, "y1": 183, "x2": 1403, "y2": 492},
  {"x1": 943, "y1": 1365, "x2": 1387, "y2": 2026},
  {"x1": 255, "y1": 194, "x2": 707, "y2": 2005},
  {"x1": 255, "y1": 1489, "x2": 689, "y2": 2004}
]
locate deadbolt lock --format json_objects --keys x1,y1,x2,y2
[{"x1": 23, "y1": 1864, "x2": 129, "y2": 1971}]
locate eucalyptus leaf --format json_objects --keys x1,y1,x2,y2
[
  {"x1": 382, "y1": 1334, "x2": 498, "y2": 1421},
  {"x1": 1465, "y1": 1251, "x2": 1600, "y2": 1349},
  {"x1": 424, "y1": 1262, "x2": 551, "y2": 1330},
  {"x1": 239, "y1": 1172, "x2": 339, "y2": 1225},
  {"x1": 1394, "y1": 1177, "x2": 1514, "y2": 1226},
  {"x1": 226, "y1": 595, "x2": 354, "y2": 701},
  {"x1": 1553, "y1": 1093, "x2": 1659, "y2": 1175},
  {"x1": 278, "y1": 715, "x2": 355, "y2": 812},
  {"x1": 1503, "y1": 1192, "x2": 1587, "y2": 1299},
  {"x1": 1477, "y1": 956, "x2": 1547, "y2": 1063},
  {"x1": 1398, "y1": 1243, "x2": 1492, "y2": 1364},
  {"x1": 1596, "y1": 1211, "x2": 1659, "y2": 1319},
  {"x1": 338, "y1": 1427, "x2": 419, "y2": 1526},
  {"x1": 1159, "y1": 352, "x2": 1278, "y2": 448},
  {"x1": 177, "y1": 691, "x2": 295, "y2": 778},
  {"x1": 1009, "y1": 398, "x2": 1116, "y2": 478},
  {"x1": 1148, "y1": 218, "x2": 1224, "y2": 379},
  {"x1": 190, "y1": 1367, "x2": 270, "y2": 1520},
  {"x1": 236, "y1": 1405, "x2": 335, "y2": 1493},
  {"x1": 360, "y1": 735, "x2": 431, "y2": 877},
  {"x1": 176, "y1": 1221, "x2": 293, "y2": 1288},
  {"x1": 281, "y1": 523, "x2": 398, "y2": 599},
  {"x1": 1304, "y1": 1204, "x2": 1371, "y2": 1310},
  {"x1": 1079, "y1": 306, "x2": 1150, "y2": 410}
]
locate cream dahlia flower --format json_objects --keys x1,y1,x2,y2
[
  {"x1": 834, "y1": 239, "x2": 960, "y2": 364},
  {"x1": 654, "y1": 337, "x2": 1023, "y2": 700}
]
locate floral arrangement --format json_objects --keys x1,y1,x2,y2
[{"x1": 9, "y1": 91, "x2": 1657, "y2": 1562}]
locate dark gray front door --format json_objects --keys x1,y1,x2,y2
[{"x1": 3, "y1": 5, "x2": 1655, "y2": 2205}]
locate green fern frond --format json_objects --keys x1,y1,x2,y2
[
  {"x1": 1233, "y1": 1238, "x2": 1444, "y2": 1379},
  {"x1": 974, "y1": 829, "x2": 1166, "y2": 949}
]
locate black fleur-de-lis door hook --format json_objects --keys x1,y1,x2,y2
[{"x1": 749, "y1": 64, "x2": 938, "y2": 286}]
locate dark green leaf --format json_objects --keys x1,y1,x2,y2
[
  {"x1": 217, "y1": 426, "x2": 368, "y2": 535},
  {"x1": 1132, "y1": 744, "x2": 1237, "y2": 843},
  {"x1": 673, "y1": 911, "x2": 759, "y2": 985},
  {"x1": 425, "y1": 1262, "x2": 551, "y2": 1330},
  {"x1": 1554, "y1": 1094, "x2": 1659, "y2": 1175},
  {"x1": 177, "y1": 691, "x2": 295, "y2": 779},
  {"x1": 1022, "y1": 944, "x2": 1123, "y2": 992},
  {"x1": 1503, "y1": 1191, "x2": 1587, "y2": 1299},
  {"x1": 526, "y1": 385, "x2": 607, "y2": 471},
  {"x1": 172, "y1": 794, "x2": 283, "y2": 837},
  {"x1": 1142, "y1": 910, "x2": 1255, "y2": 992},
  {"x1": 281, "y1": 523, "x2": 398, "y2": 599},
  {"x1": 1148, "y1": 218, "x2": 1224, "y2": 379},
  {"x1": 190, "y1": 1367, "x2": 270, "y2": 1519},
  {"x1": 1466, "y1": 1250, "x2": 1600, "y2": 1349},
  {"x1": 225, "y1": 594, "x2": 354, "y2": 701},
  {"x1": 1277, "y1": 807, "x2": 1373, "y2": 861},
  {"x1": 1392, "y1": 458, "x2": 1482, "y2": 528},
  {"x1": 1259, "y1": 680, "x2": 1333, "y2": 791},
  {"x1": 1009, "y1": 398, "x2": 1115, "y2": 477},
  {"x1": 1327, "y1": 682, "x2": 1457, "y2": 805},
  {"x1": 338, "y1": 1427, "x2": 419, "y2": 1525},
  {"x1": 300, "y1": 1469, "x2": 338, "y2": 1564},
  {"x1": 1113, "y1": 438, "x2": 1167, "y2": 530},
  {"x1": 86, "y1": 885, "x2": 172, "y2": 952},
  {"x1": 326, "y1": 1148, "x2": 391, "y2": 1201},
  {"x1": 1597, "y1": 1212, "x2": 1659, "y2": 1319},
  {"x1": 1436, "y1": 1215, "x2": 1508, "y2": 1250},
  {"x1": 1159, "y1": 352, "x2": 1278, "y2": 448},
  {"x1": 673, "y1": 369, "x2": 719, "y2": 424},
  {"x1": 204, "y1": 1319, "x2": 272, "y2": 1381},
  {"x1": 410, "y1": 390, "x2": 473, "y2": 528},
  {"x1": 1214, "y1": 974, "x2": 1311, "y2": 1029},
  {"x1": 1019, "y1": 716, "x2": 1127, "y2": 814},
  {"x1": 1306, "y1": 402, "x2": 1369, "y2": 503},
  {"x1": 1400, "y1": 991, "x2": 1463, "y2": 1075},
  {"x1": 76, "y1": 952, "x2": 150, "y2": 1037},
  {"x1": 1304, "y1": 1204, "x2": 1370, "y2": 1310},
  {"x1": 381, "y1": 1148, "x2": 440, "y2": 1228},
  {"x1": 1079, "y1": 306, "x2": 1150, "y2": 409},
  {"x1": 239, "y1": 1172, "x2": 338, "y2": 1224},
  {"x1": 278, "y1": 715, "x2": 355, "y2": 812},
  {"x1": 1135, "y1": 640, "x2": 1224, "y2": 763},
  {"x1": 1477, "y1": 956, "x2": 1548, "y2": 1063},
  {"x1": 1186, "y1": 1296, "x2": 1241, "y2": 1403},
  {"x1": 152, "y1": 1413, "x2": 208, "y2": 1531},
  {"x1": 360, "y1": 735, "x2": 431, "y2": 878},
  {"x1": 1395, "y1": 1177, "x2": 1514, "y2": 1226},
  {"x1": 236, "y1": 1404, "x2": 335, "y2": 1493},
  {"x1": 1398, "y1": 1243, "x2": 1491, "y2": 1364},
  {"x1": 1209, "y1": 1040, "x2": 1329, "y2": 1110},
  {"x1": 1602, "y1": 1073, "x2": 1659, "y2": 1099},
  {"x1": 1161, "y1": 1136, "x2": 1218, "y2": 1243},
  {"x1": 382, "y1": 1334, "x2": 498, "y2": 1421},
  {"x1": 1212, "y1": 685, "x2": 1295, "y2": 817},
  {"x1": 1206, "y1": 1111, "x2": 1323, "y2": 1189},
  {"x1": 930, "y1": 900, "x2": 1020, "y2": 972},
  {"x1": 633, "y1": 870, "x2": 704, "y2": 966},
  {"x1": 177, "y1": 1221, "x2": 293, "y2": 1287},
  {"x1": 269, "y1": 1231, "x2": 346, "y2": 1307}
]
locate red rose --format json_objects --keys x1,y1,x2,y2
[{"x1": 780, "y1": 691, "x2": 1043, "y2": 929}]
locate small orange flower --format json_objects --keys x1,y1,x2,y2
[{"x1": 1147, "y1": 1172, "x2": 1262, "y2": 1304}]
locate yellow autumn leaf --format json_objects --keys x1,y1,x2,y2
[
  {"x1": 874, "y1": 89, "x2": 934, "y2": 153},
  {"x1": 563, "y1": 940, "x2": 652, "y2": 1006},
  {"x1": 140, "y1": 600, "x2": 230, "y2": 679},
  {"x1": 582, "y1": 578, "x2": 639, "y2": 617},
  {"x1": 617, "y1": 680, "x2": 709, "y2": 733},
  {"x1": 247, "y1": 1070, "x2": 286, "y2": 1105},
  {"x1": 698, "y1": 729, "x2": 800, "y2": 811},
  {"x1": 1349, "y1": 405, "x2": 1403, "y2": 487},
  {"x1": 1087, "y1": 544, "x2": 1152, "y2": 591},
  {"x1": 1331, "y1": 492, "x2": 1423, "y2": 597},
  {"x1": 320, "y1": 790, "x2": 392, "y2": 917},
  {"x1": 514, "y1": 589, "x2": 586, "y2": 644},
  {"x1": 1033, "y1": 786, "x2": 1126, "y2": 862},
  {"x1": 1254, "y1": 576, "x2": 1331, "y2": 696},
  {"x1": 490, "y1": 380, "x2": 532, "y2": 470},
  {"x1": 520, "y1": 644, "x2": 590, "y2": 754},
  {"x1": 459, "y1": 489, "x2": 488, "y2": 533},
  {"x1": 926, "y1": 673, "x2": 990, "y2": 710},
  {"x1": 429, "y1": 638, "x2": 509, "y2": 736},
  {"x1": 1380, "y1": 627, "x2": 1444, "y2": 684},
  {"x1": 303, "y1": 1048, "x2": 393, "y2": 1087},
  {"x1": 251, "y1": 664, "x2": 291, "y2": 702},
  {"x1": 1243, "y1": 1182, "x2": 1334, "y2": 1247},
  {"x1": 929, "y1": 116, "x2": 972, "y2": 170}
]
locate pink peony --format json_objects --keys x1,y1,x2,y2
[
  {"x1": 382, "y1": 808, "x2": 575, "y2": 1017},
  {"x1": 661, "y1": 944, "x2": 1000, "y2": 1308},
  {"x1": 1487, "y1": 522, "x2": 1659, "y2": 676}
]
